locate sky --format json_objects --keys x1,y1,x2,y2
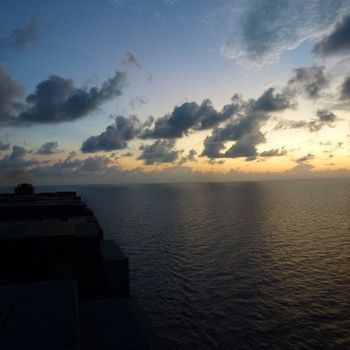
[{"x1": 1, "y1": 0, "x2": 350, "y2": 185}]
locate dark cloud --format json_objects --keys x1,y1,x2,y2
[
  {"x1": 0, "y1": 19, "x2": 38, "y2": 54},
  {"x1": 121, "y1": 51, "x2": 142, "y2": 68},
  {"x1": 275, "y1": 109, "x2": 337, "y2": 133},
  {"x1": 122, "y1": 152, "x2": 134, "y2": 157},
  {"x1": 81, "y1": 115, "x2": 141, "y2": 153},
  {"x1": 201, "y1": 87, "x2": 291, "y2": 160},
  {"x1": 316, "y1": 109, "x2": 336, "y2": 123},
  {"x1": 81, "y1": 65, "x2": 323, "y2": 159},
  {"x1": 201, "y1": 114, "x2": 266, "y2": 160},
  {"x1": 274, "y1": 119, "x2": 308, "y2": 131},
  {"x1": 296, "y1": 153, "x2": 315, "y2": 163},
  {"x1": 0, "y1": 145, "x2": 38, "y2": 172},
  {"x1": 286, "y1": 66, "x2": 328, "y2": 99},
  {"x1": 12, "y1": 70, "x2": 126, "y2": 125},
  {"x1": 36, "y1": 141, "x2": 63, "y2": 155},
  {"x1": 313, "y1": 15, "x2": 350, "y2": 56},
  {"x1": 289, "y1": 153, "x2": 315, "y2": 173},
  {"x1": 138, "y1": 139, "x2": 180, "y2": 165},
  {"x1": 340, "y1": 77, "x2": 350, "y2": 99},
  {"x1": 187, "y1": 149, "x2": 197, "y2": 161},
  {"x1": 207, "y1": 159, "x2": 225, "y2": 165},
  {"x1": 0, "y1": 64, "x2": 24, "y2": 123},
  {"x1": 0, "y1": 141, "x2": 10, "y2": 151},
  {"x1": 142, "y1": 97, "x2": 243, "y2": 139},
  {"x1": 178, "y1": 149, "x2": 197, "y2": 165},
  {"x1": 80, "y1": 156, "x2": 112, "y2": 172},
  {"x1": 259, "y1": 148, "x2": 287, "y2": 157},
  {"x1": 32, "y1": 153, "x2": 117, "y2": 178},
  {"x1": 253, "y1": 88, "x2": 293, "y2": 112},
  {"x1": 222, "y1": 0, "x2": 350, "y2": 65}
]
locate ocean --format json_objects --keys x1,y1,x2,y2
[{"x1": 39, "y1": 180, "x2": 350, "y2": 348}]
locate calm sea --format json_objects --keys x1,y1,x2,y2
[{"x1": 42, "y1": 180, "x2": 350, "y2": 348}]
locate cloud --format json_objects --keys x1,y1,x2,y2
[
  {"x1": 289, "y1": 153, "x2": 315, "y2": 173},
  {"x1": 274, "y1": 109, "x2": 337, "y2": 133},
  {"x1": 187, "y1": 149, "x2": 197, "y2": 161},
  {"x1": 80, "y1": 156, "x2": 112, "y2": 172},
  {"x1": 313, "y1": 15, "x2": 350, "y2": 56},
  {"x1": 340, "y1": 77, "x2": 350, "y2": 99},
  {"x1": 259, "y1": 148, "x2": 287, "y2": 157},
  {"x1": 207, "y1": 159, "x2": 225, "y2": 165},
  {"x1": 19, "y1": 70, "x2": 126, "y2": 125},
  {"x1": 0, "y1": 19, "x2": 38, "y2": 55},
  {"x1": 316, "y1": 109, "x2": 336, "y2": 123},
  {"x1": 0, "y1": 141, "x2": 10, "y2": 151},
  {"x1": 121, "y1": 51, "x2": 142, "y2": 68},
  {"x1": 202, "y1": 115, "x2": 265, "y2": 160},
  {"x1": 81, "y1": 115, "x2": 141, "y2": 152},
  {"x1": 286, "y1": 66, "x2": 328, "y2": 99},
  {"x1": 178, "y1": 149, "x2": 197, "y2": 165},
  {"x1": 122, "y1": 152, "x2": 134, "y2": 157},
  {"x1": 0, "y1": 145, "x2": 38, "y2": 175},
  {"x1": 221, "y1": 0, "x2": 350, "y2": 66},
  {"x1": 31, "y1": 152, "x2": 119, "y2": 178},
  {"x1": 201, "y1": 87, "x2": 291, "y2": 160},
  {"x1": 2, "y1": 69, "x2": 126, "y2": 126},
  {"x1": 138, "y1": 139, "x2": 180, "y2": 165},
  {"x1": 253, "y1": 87, "x2": 293, "y2": 111},
  {"x1": 296, "y1": 153, "x2": 315, "y2": 163},
  {"x1": 0, "y1": 64, "x2": 24, "y2": 123},
  {"x1": 78, "y1": 63, "x2": 334, "y2": 164},
  {"x1": 142, "y1": 97, "x2": 243, "y2": 139},
  {"x1": 129, "y1": 96, "x2": 148, "y2": 109},
  {"x1": 36, "y1": 141, "x2": 63, "y2": 155}
]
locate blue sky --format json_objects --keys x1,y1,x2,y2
[{"x1": 1, "y1": 0, "x2": 350, "y2": 184}]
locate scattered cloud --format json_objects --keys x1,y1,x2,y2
[
  {"x1": 0, "y1": 141, "x2": 10, "y2": 151},
  {"x1": 313, "y1": 14, "x2": 350, "y2": 57},
  {"x1": 31, "y1": 152, "x2": 120, "y2": 178},
  {"x1": 10, "y1": 70, "x2": 126, "y2": 125},
  {"x1": 138, "y1": 139, "x2": 180, "y2": 165},
  {"x1": 289, "y1": 153, "x2": 315, "y2": 173},
  {"x1": 80, "y1": 155, "x2": 112, "y2": 172},
  {"x1": 0, "y1": 145, "x2": 38, "y2": 173},
  {"x1": 178, "y1": 149, "x2": 197, "y2": 165},
  {"x1": 221, "y1": 0, "x2": 350, "y2": 66},
  {"x1": 129, "y1": 96, "x2": 148, "y2": 109},
  {"x1": 121, "y1": 51, "x2": 142, "y2": 68},
  {"x1": 286, "y1": 66, "x2": 328, "y2": 99},
  {"x1": 259, "y1": 148, "x2": 287, "y2": 157},
  {"x1": 201, "y1": 87, "x2": 291, "y2": 160},
  {"x1": 81, "y1": 115, "x2": 141, "y2": 153},
  {"x1": 253, "y1": 87, "x2": 293, "y2": 111},
  {"x1": 340, "y1": 77, "x2": 350, "y2": 99},
  {"x1": 207, "y1": 159, "x2": 225, "y2": 165},
  {"x1": 142, "y1": 97, "x2": 243, "y2": 139},
  {"x1": 187, "y1": 149, "x2": 197, "y2": 161},
  {"x1": 274, "y1": 109, "x2": 337, "y2": 133},
  {"x1": 36, "y1": 141, "x2": 63, "y2": 155},
  {"x1": 316, "y1": 109, "x2": 336, "y2": 123},
  {"x1": 296, "y1": 153, "x2": 315, "y2": 163},
  {"x1": 0, "y1": 19, "x2": 38, "y2": 55},
  {"x1": 122, "y1": 152, "x2": 134, "y2": 157},
  {"x1": 0, "y1": 64, "x2": 24, "y2": 123}
]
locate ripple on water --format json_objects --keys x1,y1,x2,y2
[{"x1": 72, "y1": 180, "x2": 350, "y2": 349}]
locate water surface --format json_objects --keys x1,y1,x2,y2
[{"x1": 46, "y1": 180, "x2": 350, "y2": 349}]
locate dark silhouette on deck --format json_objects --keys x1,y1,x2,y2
[{"x1": 0, "y1": 184, "x2": 158, "y2": 349}]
